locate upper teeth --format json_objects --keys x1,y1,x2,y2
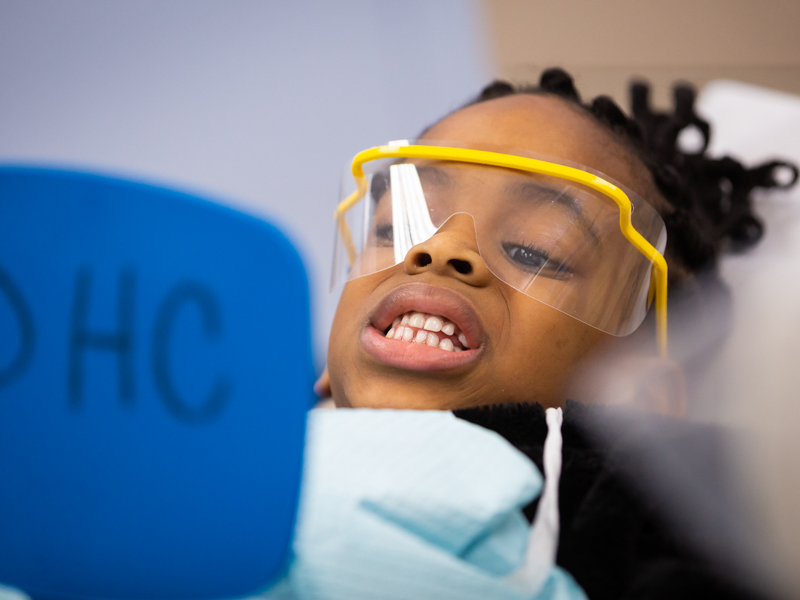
[
  {"x1": 423, "y1": 316, "x2": 443, "y2": 332},
  {"x1": 384, "y1": 311, "x2": 470, "y2": 352}
]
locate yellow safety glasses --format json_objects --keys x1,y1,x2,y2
[{"x1": 333, "y1": 141, "x2": 669, "y2": 356}]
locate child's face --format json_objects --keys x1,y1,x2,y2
[{"x1": 327, "y1": 94, "x2": 659, "y2": 410}]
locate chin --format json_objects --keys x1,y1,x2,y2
[{"x1": 335, "y1": 379, "x2": 468, "y2": 411}]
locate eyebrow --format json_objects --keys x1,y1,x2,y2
[
  {"x1": 372, "y1": 163, "x2": 451, "y2": 202},
  {"x1": 409, "y1": 163, "x2": 601, "y2": 244},
  {"x1": 414, "y1": 164, "x2": 453, "y2": 186},
  {"x1": 506, "y1": 179, "x2": 600, "y2": 245}
]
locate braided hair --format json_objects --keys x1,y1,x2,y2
[{"x1": 466, "y1": 68, "x2": 799, "y2": 288}]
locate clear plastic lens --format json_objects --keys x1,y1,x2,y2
[{"x1": 332, "y1": 142, "x2": 667, "y2": 336}]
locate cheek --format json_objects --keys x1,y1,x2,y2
[
  {"x1": 330, "y1": 277, "x2": 378, "y2": 335},
  {"x1": 500, "y1": 303, "x2": 608, "y2": 401},
  {"x1": 543, "y1": 316, "x2": 608, "y2": 368},
  {"x1": 327, "y1": 273, "x2": 396, "y2": 405},
  {"x1": 507, "y1": 302, "x2": 592, "y2": 354},
  {"x1": 327, "y1": 283, "x2": 370, "y2": 384}
]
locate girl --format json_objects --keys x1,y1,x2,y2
[
  {"x1": 315, "y1": 69, "x2": 797, "y2": 598},
  {"x1": 319, "y1": 68, "x2": 795, "y2": 413}
]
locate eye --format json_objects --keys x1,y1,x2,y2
[
  {"x1": 371, "y1": 222, "x2": 393, "y2": 247},
  {"x1": 370, "y1": 171, "x2": 390, "y2": 201},
  {"x1": 502, "y1": 241, "x2": 572, "y2": 278},
  {"x1": 504, "y1": 242, "x2": 548, "y2": 270}
]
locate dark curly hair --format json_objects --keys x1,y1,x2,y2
[{"x1": 463, "y1": 68, "x2": 799, "y2": 288}]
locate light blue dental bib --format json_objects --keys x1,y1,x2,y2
[{"x1": 263, "y1": 409, "x2": 587, "y2": 600}]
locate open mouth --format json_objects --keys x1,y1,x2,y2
[
  {"x1": 361, "y1": 283, "x2": 484, "y2": 371},
  {"x1": 385, "y1": 311, "x2": 470, "y2": 352}
]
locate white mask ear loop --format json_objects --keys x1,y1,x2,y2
[
  {"x1": 390, "y1": 164, "x2": 437, "y2": 265},
  {"x1": 505, "y1": 407, "x2": 564, "y2": 595}
]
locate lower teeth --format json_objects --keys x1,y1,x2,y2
[{"x1": 385, "y1": 324, "x2": 468, "y2": 352}]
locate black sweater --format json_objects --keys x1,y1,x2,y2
[{"x1": 454, "y1": 401, "x2": 767, "y2": 600}]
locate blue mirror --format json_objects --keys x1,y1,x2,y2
[{"x1": 0, "y1": 168, "x2": 313, "y2": 599}]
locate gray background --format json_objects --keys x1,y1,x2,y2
[{"x1": 0, "y1": 1, "x2": 490, "y2": 368}]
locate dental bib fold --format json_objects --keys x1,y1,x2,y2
[{"x1": 261, "y1": 409, "x2": 586, "y2": 600}]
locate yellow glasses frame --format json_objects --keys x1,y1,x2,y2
[{"x1": 335, "y1": 144, "x2": 669, "y2": 356}]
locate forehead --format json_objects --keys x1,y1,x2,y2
[{"x1": 422, "y1": 94, "x2": 651, "y2": 197}]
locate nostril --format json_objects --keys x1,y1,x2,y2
[
  {"x1": 449, "y1": 259, "x2": 472, "y2": 275},
  {"x1": 414, "y1": 253, "x2": 432, "y2": 268}
]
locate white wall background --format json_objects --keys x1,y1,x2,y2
[{"x1": 0, "y1": 0, "x2": 491, "y2": 370}]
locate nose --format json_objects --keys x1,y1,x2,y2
[{"x1": 402, "y1": 214, "x2": 492, "y2": 287}]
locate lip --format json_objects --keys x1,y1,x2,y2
[{"x1": 361, "y1": 282, "x2": 486, "y2": 371}]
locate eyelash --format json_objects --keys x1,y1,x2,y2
[
  {"x1": 370, "y1": 226, "x2": 572, "y2": 279},
  {"x1": 501, "y1": 241, "x2": 573, "y2": 279},
  {"x1": 373, "y1": 223, "x2": 393, "y2": 246}
]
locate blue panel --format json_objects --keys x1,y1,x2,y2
[{"x1": 0, "y1": 168, "x2": 313, "y2": 599}]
